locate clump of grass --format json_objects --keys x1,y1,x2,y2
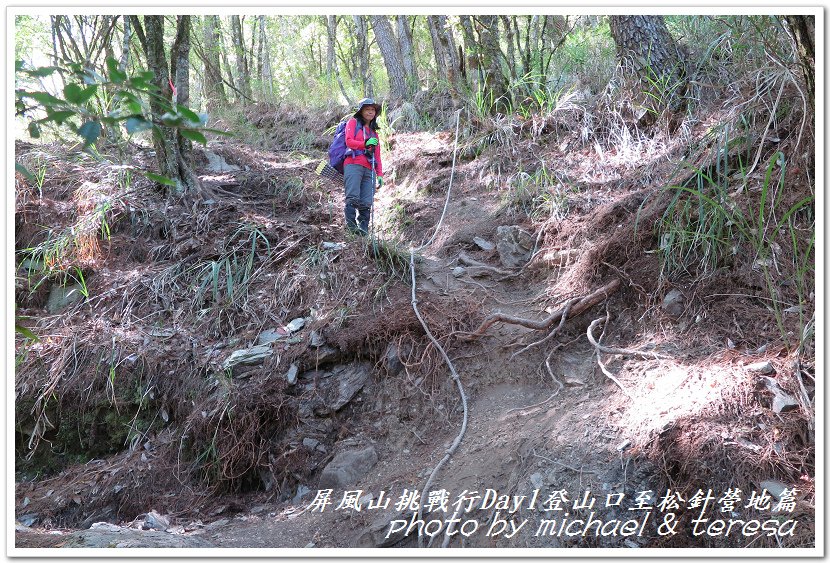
[{"x1": 502, "y1": 161, "x2": 571, "y2": 221}]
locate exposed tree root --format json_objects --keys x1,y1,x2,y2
[
  {"x1": 587, "y1": 312, "x2": 633, "y2": 399},
  {"x1": 461, "y1": 278, "x2": 620, "y2": 340}
]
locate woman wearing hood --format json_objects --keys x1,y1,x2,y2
[{"x1": 343, "y1": 97, "x2": 384, "y2": 236}]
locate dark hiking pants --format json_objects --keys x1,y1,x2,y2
[{"x1": 344, "y1": 164, "x2": 375, "y2": 234}]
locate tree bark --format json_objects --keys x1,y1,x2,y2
[
  {"x1": 202, "y1": 16, "x2": 227, "y2": 111},
  {"x1": 371, "y1": 15, "x2": 410, "y2": 101},
  {"x1": 458, "y1": 15, "x2": 479, "y2": 88},
  {"x1": 140, "y1": 15, "x2": 199, "y2": 195},
  {"x1": 231, "y1": 15, "x2": 251, "y2": 100},
  {"x1": 352, "y1": 16, "x2": 372, "y2": 97},
  {"x1": 784, "y1": 15, "x2": 815, "y2": 106},
  {"x1": 325, "y1": 16, "x2": 353, "y2": 106},
  {"x1": 608, "y1": 15, "x2": 687, "y2": 114},
  {"x1": 476, "y1": 15, "x2": 509, "y2": 111},
  {"x1": 396, "y1": 16, "x2": 418, "y2": 94},
  {"x1": 258, "y1": 16, "x2": 274, "y2": 100},
  {"x1": 118, "y1": 15, "x2": 131, "y2": 71},
  {"x1": 427, "y1": 15, "x2": 449, "y2": 86},
  {"x1": 501, "y1": 15, "x2": 519, "y2": 83}
]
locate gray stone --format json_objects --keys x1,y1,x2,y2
[
  {"x1": 495, "y1": 226, "x2": 534, "y2": 268},
  {"x1": 46, "y1": 283, "x2": 85, "y2": 314},
  {"x1": 285, "y1": 364, "x2": 299, "y2": 385},
  {"x1": 322, "y1": 242, "x2": 345, "y2": 251},
  {"x1": 286, "y1": 318, "x2": 306, "y2": 333},
  {"x1": 760, "y1": 479, "x2": 789, "y2": 500},
  {"x1": 204, "y1": 150, "x2": 240, "y2": 172},
  {"x1": 384, "y1": 344, "x2": 405, "y2": 376},
  {"x1": 143, "y1": 510, "x2": 170, "y2": 530},
  {"x1": 451, "y1": 266, "x2": 466, "y2": 278},
  {"x1": 358, "y1": 510, "x2": 409, "y2": 547},
  {"x1": 530, "y1": 472, "x2": 544, "y2": 489},
  {"x1": 222, "y1": 344, "x2": 273, "y2": 370},
  {"x1": 309, "y1": 330, "x2": 325, "y2": 348},
  {"x1": 315, "y1": 363, "x2": 372, "y2": 414},
  {"x1": 293, "y1": 485, "x2": 311, "y2": 504},
  {"x1": 473, "y1": 237, "x2": 495, "y2": 252},
  {"x1": 757, "y1": 376, "x2": 799, "y2": 413},
  {"x1": 59, "y1": 527, "x2": 214, "y2": 548},
  {"x1": 319, "y1": 446, "x2": 379, "y2": 489},
  {"x1": 662, "y1": 289, "x2": 685, "y2": 317},
  {"x1": 747, "y1": 360, "x2": 776, "y2": 375},
  {"x1": 302, "y1": 437, "x2": 320, "y2": 449},
  {"x1": 258, "y1": 328, "x2": 288, "y2": 345},
  {"x1": 309, "y1": 345, "x2": 342, "y2": 366}
]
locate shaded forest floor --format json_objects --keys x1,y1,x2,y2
[{"x1": 14, "y1": 96, "x2": 816, "y2": 550}]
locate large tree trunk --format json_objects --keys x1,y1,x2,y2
[
  {"x1": 609, "y1": 15, "x2": 687, "y2": 115},
  {"x1": 371, "y1": 15, "x2": 410, "y2": 101},
  {"x1": 476, "y1": 15, "x2": 510, "y2": 112},
  {"x1": 458, "y1": 15, "x2": 479, "y2": 89},
  {"x1": 396, "y1": 16, "x2": 418, "y2": 94},
  {"x1": 202, "y1": 16, "x2": 227, "y2": 111},
  {"x1": 783, "y1": 15, "x2": 815, "y2": 106},
  {"x1": 118, "y1": 15, "x2": 131, "y2": 71},
  {"x1": 352, "y1": 16, "x2": 373, "y2": 97},
  {"x1": 427, "y1": 15, "x2": 449, "y2": 86},
  {"x1": 141, "y1": 15, "x2": 199, "y2": 195},
  {"x1": 231, "y1": 15, "x2": 252, "y2": 100}
]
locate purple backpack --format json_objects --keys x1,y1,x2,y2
[{"x1": 328, "y1": 119, "x2": 370, "y2": 174}]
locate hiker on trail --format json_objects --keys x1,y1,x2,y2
[{"x1": 343, "y1": 98, "x2": 384, "y2": 236}]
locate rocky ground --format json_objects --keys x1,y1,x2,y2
[{"x1": 14, "y1": 101, "x2": 816, "y2": 552}]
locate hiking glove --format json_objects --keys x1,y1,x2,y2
[{"x1": 365, "y1": 137, "x2": 379, "y2": 149}]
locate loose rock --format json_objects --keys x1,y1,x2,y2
[
  {"x1": 757, "y1": 376, "x2": 799, "y2": 413},
  {"x1": 496, "y1": 225, "x2": 534, "y2": 268},
  {"x1": 222, "y1": 344, "x2": 273, "y2": 370},
  {"x1": 285, "y1": 363, "x2": 299, "y2": 385},
  {"x1": 143, "y1": 510, "x2": 170, "y2": 531},
  {"x1": 286, "y1": 318, "x2": 306, "y2": 333},
  {"x1": 46, "y1": 284, "x2": 85, "y2": 314},
  {"x1": 662, "y1": 289, "x2": 685, "y2": 317},
  {"x1": 747, "y1": 360, "x2": 776, "y2": 375},
  {"x1": 473, "y1": 237, "x2": 495, "y2": 252},
  {"x1": 319, "y1": 446, "x2": 379, "y2": 489}
]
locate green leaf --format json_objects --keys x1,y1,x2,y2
[
  {"x1": 124, "y1": 116, "x2": 153, "y2": 135},
  {"x1": 64, "y1": 83, "x2": 97, "y2": 105},
  {"x1": 15, "y1": 60, "x2": 24, "y2": 72},
  {"x1": 28, "y1": 122, "x2": 41, "y2": 138},
  {"x1": 24, "y1": 91, "x2": 64, "y2": 106},
  {"x1": 15, "y1": 162, "x2": 35, "y2": 182},
  {"x1": 78, "y1": 120, "x2": 102, "y2": 146},
  {"x1": 82, "y1": 69, "x2": 106, "y2": 85},
  {"x1": 145, "y1": 172, "x2": 177, "y2": 187},
  {"x1": 106, "y1": 57, "x2": 127, "y2": 84},
  {"x1": 176, "y1": 104, "x2": 201, "y2": 124},
  {"x1": 179, "y1": 129, "x2": 207, "y2": 145},
  {"x1": 160, "y1": 112, "x2": 184, "y2": 127},
  {"x1": 42, "y1": 110, "x2": 75, "y2": 125},
  {"x1": 15, "y1": 324, "x2": 39, "y2": 342},
  {"x1": 125, "y1": 100, "x2": 143, "y2": 114},
  {"x1": 26, "y1": 66, "x2": 61, "y2": 77}
]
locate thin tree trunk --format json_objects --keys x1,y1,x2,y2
[
  {"x1": 203, "y1": 16, "x2": 227, "y2": 111},
  {"x1": 501, "y1": 15, "x2": 519, "y2": 84},
  {"x1": 216, "y1": 17, "x2": 237, "y2": 101},
  {"x1": 326, "y1": 16, "x2": 353, "y2": 105},
  {"x1": 231, "y1": 15, "x2": 251, "y2": 99},
  {"x1": 140, "y1": 15, "x2": 198, "y2": 195},
  {"x1": 118, "y1": 15, "x2": 131, "y2": 71},
  {"x1": 258, "y1": 16, "x2": 274, "y2": 100},
  {"x1": 353, "y1": 15, "x2": 372, "y2": 97}
]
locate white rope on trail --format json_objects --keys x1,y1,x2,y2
[{"x1": 407, "y1": 108, "x2": 469, "y2": 548}]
